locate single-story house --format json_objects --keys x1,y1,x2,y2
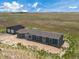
[
  {"x1": 6, "y1": 25, "x2": 25, "y2": 34},
  {"x1": 17, "y1": 29, "x2": 64, "y2": 48}
]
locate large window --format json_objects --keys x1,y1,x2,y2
[
  {"x1": 32, "y1": 35, "x2": 36, "y2": 40},
  {"x1": 46, "y1": 38, "x2": 50, "y2": 44},
  {"x1": 38, "y1": 36, "x2": 42, "y2": 42},
  {"x1": 51, "y1": 39, "x2": 58, "y2": 45},
  {"x1": 35, "y1": 36, "x2": 38, "y2": 41}
]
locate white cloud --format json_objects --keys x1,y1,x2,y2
[
  {"x1": 40, "y1": 0, "x2": 79, "y2": 12},
  {"x1": 21, "y1": 10, "x2": 28, "y2": 12},
  {"x1": 68, "y1": 6, "x2": 78, "y2": 9},
  {"x1": 3, "y1": 1, "x2": 23, "y2": 10},
  {"x1": 36, "y1": 8, "x2": 41, "y2": 12},
  {"x1": 0, "y1": 1, "x2": 41, "y2": 12},
  {"x1": 32, "y1": 2, "x2": 38, "y2": 8},
  {"x1": 0, "y1": 1, "x2": 27, "y2": 12}
]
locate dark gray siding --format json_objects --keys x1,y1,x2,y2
[
  {"x1": 17, "y1": 33, "x2": 25, "y2": 39},
  {"x1": 6, "y1": 25, "x2": 24, "y2": 34},
  {"x1": 17, "y1": 29, "x2": 64, "y2": 48}
]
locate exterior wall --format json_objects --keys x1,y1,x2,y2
[
  {"x1": 36, "y1": 36, "x2": 40, "y2": 42},
  {"x1": 47, "y1": 38, "x2": 58, "y2": 47},
  {"x1": 38, "y1": 36, "x2": 42, "y2": 42},
  {"x1": 17, "y1": 33, "x2": 21, "y2": 38},
  {"x1": 11, "y1": 29, "x2": 15, "y2": 34},
  {"x1": 6, "y1": 28, "x2": 16, "y2": 34},
  {"x1": 6, "y1": 25, "x2": 24, "y2": 34},
  {"x1": 7, "y1": 29, "x2": 10, "y2": 33},
  {"x1": 17, "y1": 33, "x2": 25, "y2": 39},
  {"x1": 46, "y1": 38, "x2": 50, "y2": 45},
  {"x1": 19, "y1": 33, "x2": 32, "y2": 40},
  {"x1": 25, "y1": 33, "x2": 30, "y2": 40},
  {"x1": 31, "y1": 35, "x2": 42, "y2": 42},
  {"x1": 32, "y1": 35, "x2": 37, "y2": 41},
  {"x1": 58, "y1": 36, "x2": 64, "y2": 47},
  {"x1": 28, "y1": 35, "x2": 32, "y2": 40},
  {"x1": 42, "y1": 37, "x2": 46, "y2": 44},
  {"x1": 6, "y1": 28, "x2": 10, "y2": 33},
  {"x1": 17, "y1": 33, "x2": 64, "y2": 48}
]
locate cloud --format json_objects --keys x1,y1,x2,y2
[
  {"x1": 0, "y1": 1, "x2": 42, "y2": 12},
  {"x1": 36, "y1": 8, "x2": 41, "y2": 12},
  {"x1": 0, "y1": 1, "x2": 40, "y2": 12},
  {"x1": 40, "y1": 0, "x2": 79, "y2": 12},
  {"x1": 3, "y1": 1, "x2": 23, "y2": 10},
  {"x1": 68, "y1": 6, "x2": 78, "y2": 9},
  {"x1": 0, "y1": 1, "x2": 28, "y2": 12},
  {"x1": 32, "y1": 2, "x2": 38, "y2": 8},
  {"x1": 21, "y1": 10, "x2": 28, "y2": 12},
  {"x1": 0, "y1": 0, "x2": 79, "y2": 12}
]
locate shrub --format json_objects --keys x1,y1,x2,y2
[{"x1": 17, "y1": 43, "x2": 27, "y2": 50}]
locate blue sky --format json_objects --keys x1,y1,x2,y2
[{"x1": 0, "y1": 0, "x2": 79, "y2": 12}]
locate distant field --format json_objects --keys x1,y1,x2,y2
[{"x1": 0, "y1": 12, "x2": 79, "y2": 59}]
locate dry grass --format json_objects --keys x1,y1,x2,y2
[
  {"x1": 0, "y1": 33, "x2": 69, "y2": 59},
  {"x1": 0, "y1": 34, "x2": 64, "y2": 54},
  {"x1": 0, "y1": 12, "x2": 79, "y2": 59}
]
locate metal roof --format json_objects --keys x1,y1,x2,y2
[
  {"x1": 17, "y1": 29, "x2": 63, "y2": 39},
  {"x1": 6, "y1": 25, "x2": 25, "y2": 30}
]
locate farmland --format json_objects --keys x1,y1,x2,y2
[{"x1": 0, "y1": 12, "x2": 79, "y2": 59}]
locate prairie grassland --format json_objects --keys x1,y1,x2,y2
[{"x1": 0, "y1": 12, "x2": 79, "y2": 59}]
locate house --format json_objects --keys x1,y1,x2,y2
[
  {"x1": 17, "y1": 29, "x2": 64, "y2": 48},
  {"x1": 6, "y1": 25, "x2": 25, "y2": 34}
]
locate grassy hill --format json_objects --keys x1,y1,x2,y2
[{"x1": 0, "y1": 12, "x2": 79, "y2": 59}]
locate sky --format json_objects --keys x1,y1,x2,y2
[{"x1": 0, "y1": 0, "x2": 79, "y2": 12}]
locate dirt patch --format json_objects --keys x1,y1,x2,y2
[{"x1": 0, "y1": 34, "x2": 69, "y2": 54}]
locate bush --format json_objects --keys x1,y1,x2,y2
[
  {"x1": 0, "y1": 28, "x2": 6, "y2": 33},
  {"x1": 0, "y1": 49, "x2": 2, "y2": 51},
  {"x1": 17, "y1": 43, "x2": 27, "y2": 50},
  {"x1": 63, "y1": 33, "x2": 77, "y2": 59}
]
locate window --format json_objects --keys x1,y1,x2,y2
[
  {"x1": 36, "y1": 36, "x2": 39, "y2": 41},
  {"x1": 29, "y1": 35, "x2": 31, "y2": 38},
  {"x1": 32, "y1": 35, "x2": 36, "y2": 40},
  {"x1": 7, "y1": 29, "x2": 10, "y2": 32},
  {"x1": 38, "y1": 36, "x2": 42, "y2": 42},
  {"x1": 42, "y1": 37, "x2": 46, "y2": 43},
  {"x1": 46, "y1": 38, "x2": 50, "y2": 44},
  {"x1": 11, "y1": 29, "x2": 14, "y2": 33},
  {"x1": 51, "y1": 39, "x2": 58, "y2": 45}
]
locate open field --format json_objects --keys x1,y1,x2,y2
[{"x1": 0, "y1": 12, "x2": 79, "y2": 59}]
